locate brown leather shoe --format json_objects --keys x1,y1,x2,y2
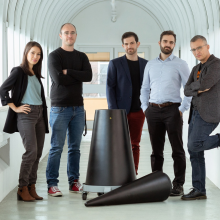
[
  {"x1": 17, "y1": 186, "x2": 35, "y2": 201},
  {"x1": 28, "y1": 184, "x2": 43, "y2": 200}
]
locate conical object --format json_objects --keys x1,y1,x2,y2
[
  {"x1": 83, "y1": 109, "x2": 136, "y2": 195},
  {"x1": 85, "y1": 171, "x2": 172, "y2": 207}
]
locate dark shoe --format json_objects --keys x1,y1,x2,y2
[
  {"x1": 216, "y1": 133, "x2": 220, "y2": 147},
  {"x1": 181, "y1": 188, "x2": 207, "y2": 200},
  {"x1": 17, "y1": 186, "x2": 35, "y2": 202},
  {"x1": 28, "y1": 184, "x2": 43, "y2": 200},
  {"x1": 69, "y1": 179, "x2": 83, "y2": 193},
  {"x1": 170, "y1": 184, "x2": 184, "y2": 196}
]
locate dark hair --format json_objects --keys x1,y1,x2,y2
[
  {"x1": 160, "y1": 30, "x2": 176, "y2": 42},
  {"x1": 20, "y1": 41, "x2": 44, "y2": 78},
  {"x1": 60, "y1": 23, "x2": 77, "y2": 34},
  {"x1": 121, "y1": 32, "x2": 139, "y2": 44},
  {"x1": 190, "y1": 35, "x2": 207, "y2": 43}
]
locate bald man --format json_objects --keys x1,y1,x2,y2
[{"x1": 46, "y1": 23, "x2": 92, "y2": 197}]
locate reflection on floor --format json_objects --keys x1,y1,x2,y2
[{"x1": 0, "y1": 130, "x2": 220, "y2": 220}]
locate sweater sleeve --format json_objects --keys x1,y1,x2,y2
[
  {"x1": 0, "y1": 67, "x2": 21, "y2": 106},
  {"x1": 48, "y1": 53, "x2": 79, "y2": 86},
  {"x1": 66, "y1": 53, "x2": 92, "y2": 82}
]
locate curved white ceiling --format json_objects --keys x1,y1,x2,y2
[
  {"x1": 2, "y1": 0, "x2": 219, "y2": 49},
  {"x1": 1, "y1": 0, "x2": 220, "y2": 78}
]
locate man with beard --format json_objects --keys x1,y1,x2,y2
[
  {"x1": 140, "y1": 30, "x2": 191, "y2": 196},
  {"x1": 106, "y1": 32, "x2": 148, "y2": 175},
  {"x1": 46, "y1": 23, "x2": 92, "y2": 196}
]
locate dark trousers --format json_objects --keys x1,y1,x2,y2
[
  {"x1": 145, "y1": 103, "x2": 186, "y2": 185},
  {"x1": 17, "y1": 105, "x2": 45, "y2": 187},
  {"x1": 127, "y1": 110, "x2": 145, "y2": 175},
  {"x1": 188, "y1": 110, "x2": 219, "y2": 193}
]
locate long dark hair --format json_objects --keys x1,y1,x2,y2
[{"x1": 20, "y1": 41, "x2": 44, "y2": 78}]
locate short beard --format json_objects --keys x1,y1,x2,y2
[
  {"x1": 160, "y1": 45, "x2": 173, "y2": 55},
  {"x1": 126, "y1": 48, "x2": 137, "y2": 55}
]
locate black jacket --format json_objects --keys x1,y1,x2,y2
[
  {"x1": 106, "y1": 55, "x2": 148, "y2": 114},
  {"x1": 0, "y1": 66, "x2": 49, "y2": 134}
]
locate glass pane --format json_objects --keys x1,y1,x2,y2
[
  {"x1": 84, "y1": 61, "x2": 109, "y2": 85},
  {"x1": 84, "y1": 52, "x2": 110, "y2": 98},
  {"x1": 83, "y1": 61, "x2": 109, "y2": 98},
  {"x1": 85, "y1": 52, "x2": 110, "y2": 61}
]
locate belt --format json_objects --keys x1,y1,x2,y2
[{"x1": 150, "y1": 102, "x2": 174, "y2": 108}]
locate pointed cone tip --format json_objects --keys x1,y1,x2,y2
[{"x1": 84, "y1": 172, "x2": 171, "y2": 207}]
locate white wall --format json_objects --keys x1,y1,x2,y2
[
  {"x1": 72, "y1": 1, "x2": 162, "y2": 60},
  {"x1": 0, "y1": 3, "x2": 3, "y2": 86}
]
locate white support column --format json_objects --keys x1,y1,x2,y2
[
  {"x1": 0, "y1": 7, "x2": 3, "y2": 86},
  {"x1": 7, "y1": 0, "x2": 17, "y2": 76}
]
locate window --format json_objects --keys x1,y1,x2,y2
[
  {"x1": 83, "y1": 52, "x2": 110, "y2": 97},
  {"x1": 86, "y1": 52, "x2": 110, "y2": 61}
]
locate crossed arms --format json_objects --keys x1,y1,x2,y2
[
  {"x1": 184, "y1": 64, "x2": 220, "y2": 97},
  {"x1": 48, "y1": 53, "x2": 92, "y2": 86}
]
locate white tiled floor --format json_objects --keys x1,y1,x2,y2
[{"x1": 0, "y1": 130, "x2": 220, "y2": 220}]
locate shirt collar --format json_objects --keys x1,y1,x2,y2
[{"x1": 157, "y1": 53, "x2": 174, "y2": 61}]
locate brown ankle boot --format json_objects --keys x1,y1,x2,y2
[
  {"x1": 28, "y1": 184, "x2": 43, "y2": 200},
  {"x1": 17, "y1": 186, "x2": 35, "y2": 201}
]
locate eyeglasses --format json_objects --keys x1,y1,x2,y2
[
  {"x1": 63, "y1": 31, "x2": 76, "y2": 36},
  {"x1": 190, "y1": 44, "x2": 207, "y2": 53}
]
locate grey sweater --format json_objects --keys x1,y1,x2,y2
[{"x1": 184, "y1": 54, "x2": 220, "y2": 123}]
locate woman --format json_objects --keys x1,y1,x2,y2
[{"x1": 0, "y1": 42, "x2": 49, "y2": 201}]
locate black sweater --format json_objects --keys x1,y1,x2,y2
[
  {"x1": 126, "y1": 59, "x2": 141, "y2": 112},
  {"x1": 48, "y1": 47, "x2": 92, "y2": 106}
]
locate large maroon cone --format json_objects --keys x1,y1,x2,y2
[{"x1": 85, "y1": 171, "x2": 172, "y2": 207}]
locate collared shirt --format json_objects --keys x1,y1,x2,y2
[{"x1": 140, "y1": 53, "x2": 192, "y2": 113}]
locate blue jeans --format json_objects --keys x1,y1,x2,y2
[
  {"x1": 188, "y1": 110, "x2": 219, "y2": 193},
  {"x1": 46, "y1": 106, "x2": 85, "y2": 188}
]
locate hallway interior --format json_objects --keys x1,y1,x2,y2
[{"x1": 0, "y1": 130, "x2": 220, "y2": 220}]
